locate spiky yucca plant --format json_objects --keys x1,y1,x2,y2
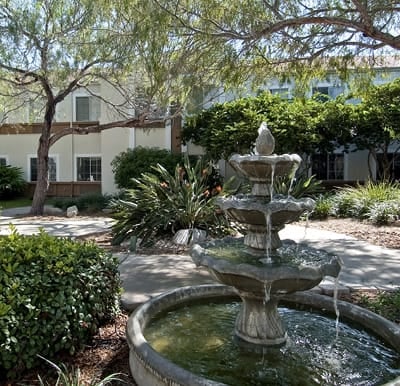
[{"x1": 110, "y1": 156, "x2": 235, "y2": 246}]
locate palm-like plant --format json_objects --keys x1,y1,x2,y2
[{"x1": 110, "y1": 156, "x2": 234, "y2": 246}]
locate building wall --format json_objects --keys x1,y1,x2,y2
[
  {"x1": 101, "y1": 127, "x2": 131, "y2": 194},
  {"x1": 0, "y1": 75, "x2": 177, "y2": 195}
]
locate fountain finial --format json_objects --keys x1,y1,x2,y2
[{"x1": 255, "y1": 122, "x2": 275, "y2": 155}]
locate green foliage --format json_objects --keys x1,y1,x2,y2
[
  {"x1": 309, "y1": 194, "x2": 334, "y2": 220},
  {"x1": 367, "y1": 201, "x2": 400, "y2": 225},
  {"x1": 182, "y1": 91, "x2": 349, "y2": 160},
  {"x1": 330, "y1": 181, "x2": 400, "y2": 223},
  {"x1": 110, "y1": 156, "x2": 234, "y2": 245},
  {"x1": 273, "y1": 173, "x2": 324, "y2": 199},
  {"x1": 0, "y1": 229, "x2": 121, "y2": 377},
  {"x1": 111, "y1": 147, "x2": 187, "y2": 190},
  {"x1": 37, "y1": 356, "x2": 124, "y2": 386},
  {"x1": 350, "y1": 79, "x2": 400, "y2": 180},
  {"x1": 50, "y1": 193, "x2": 112, "y2": 213},
  {"x1": 358, "y1": 290, "x2": 400, "y2": 323},
  {"x1": 0, "y1": 165, "x2": 26, "y2": 199}
]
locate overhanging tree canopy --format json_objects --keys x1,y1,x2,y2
[
  {"x1": 0, "y1": 0, "x2": 212, "y2": 215},
  {"x1": 152, "y1": 0, "x2": 400, "y2": 83}
]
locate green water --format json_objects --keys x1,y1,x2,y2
[
  {"x1": 202, "y1": 238, "x2": 337, "y2": 268},
  {"x1": 145, "y1": 301, "x2": 400, "y2": 386}
]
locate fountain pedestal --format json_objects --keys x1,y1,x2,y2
[{"x1": 235, "y1": 295, "x2": 287, "y2": 346}]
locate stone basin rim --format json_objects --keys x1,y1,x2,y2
[{"x1": 126, "y1": 284, "x2": 400, "y2": 386}]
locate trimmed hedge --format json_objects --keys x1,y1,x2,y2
[{"x1": 0, "y1": 228, "x2": 121, "y2": 378}]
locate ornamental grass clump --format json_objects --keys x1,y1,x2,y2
[
  {"x1": 0, "y1": 228, "x2": 121, "y2": 378},
  {"x1": 330, "y1": 180, "x2": 400, "y2": 224}
]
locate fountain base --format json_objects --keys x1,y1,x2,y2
[{"x1": 127, "y1": 284, "x2": 400, "y2": 386}]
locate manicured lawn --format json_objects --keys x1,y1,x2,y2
[{"x1": 0, "y1": 197, "x2": 32, "y2": 209}]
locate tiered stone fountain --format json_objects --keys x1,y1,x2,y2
[
  {"x1": 127, "y1": 122, "x2": 400, "y2": 386},
  {"x1": 191, "y1": 122, "x2": 341, "y2": 346}
]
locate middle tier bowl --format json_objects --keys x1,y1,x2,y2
[{"x1": 217, "y1": 195, "x2": 315, "y2": 250}]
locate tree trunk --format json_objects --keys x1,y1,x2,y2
[
  {"x1": 30, "y1": 102, "x2": 54, "y2": 215},
  {"x1": 30, "y1": 137, "x2": 50, "y2": 215}
]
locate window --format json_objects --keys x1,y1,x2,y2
[
  {"x1": 76, "y1": 156, "x2": 101, "y2": 181},
  {"x1": 312, "y1": 86, "x2": 344, "y2": 101},
  {"x1": 377, "y1": 153, "x2": 400, "y2": 181},
  {"x1": 312, "y1": 87, "x2": 330, "y2": 102},
  {"x1": 269, "y1": 88, "x2": 289, "y2": 99},
  {"x1": 29, "y1": 156, "x2": 57, "y2": 182},
  {"x1": 75, "y1": 96, "x2": 100, "y2": 121},
  {"x1": 312, "y1": 154, "x2": 344, "y2": 180},
  {"x1": 0, "y1": 157, "x2": 7, "y2": 166}
]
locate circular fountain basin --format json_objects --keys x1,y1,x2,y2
[
  {"x1": 127, "y1": 285, "x2": 400, "y2": 386},
  {"x1": 190, "y1": 237, "x2": 341, "y2": 295}
]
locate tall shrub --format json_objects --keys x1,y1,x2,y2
[
  {"x1": 0, "y1": 229, "x2": 121, "y2": 377},
  {"x1": 0, "y1": 165, "x2": 26, "y2": 199},
  {"x1": 110, "y1": 156, "x2": 234, "y2": 245},
  {"x1": 111, "y1": 147, "x2": 185, "y2": 190}
]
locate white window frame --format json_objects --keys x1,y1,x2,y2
[
  {"x1": 311, "y1": 153, "x2": 345, "y2": 180},
  {"x1": 27, "y1": 154, "x2": 59, "y2": 182},
  {"x1": 75, "y1": 154, "x2": 102, "y2": 181}
]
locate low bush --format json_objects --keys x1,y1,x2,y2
[
  {"x1": 37, "y1": 356, "x2": 124, "y2": 386},
  {"x1": 330, "y1": 181, "x2": 400, "y2": 223},
  {"x1": 110, "y1": 156, "x2": 235, "y2": 245},
  {"x1": 0, "y1": 228, "x2": 121, "y2": 378},
  {"x1": 51, "y1": 193, "x2": 112, "y2": 213},
  {"x1": 367, "y1": 201, "x2": 400, "y2": 225},
  {"x1": 358, "y1": 289, "x2": 400, "y2": 322},
  {"x1": 0, "y1": 164, "x2": 26, "y2": 199},
  {"x1": 111, "y1": 146, "x2": 188, "y2": 190},
  {"x1": 310, "y1": 194, "x2": 334, "y2": 220}
]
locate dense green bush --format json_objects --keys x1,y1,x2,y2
[
  {"x1": 0, "y1": 164, "x2": 26, "y2": 199},
  {"x1": 50, "y1": 193, "x2": 112, "y2": 213},
  {"x1": 111, "y1": 147, "x2": 187, "y2": 190},
  {"x1": 330, "y1": 181, "x2": 400, "y2": 223},
  {"x1": 110, "y1": 156, "x2": 235, "y2": 245},
  {"x1": 0, "y1": 228, "x2": 121, "y2": 377}
]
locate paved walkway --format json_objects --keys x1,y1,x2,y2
[{"x1": 1, "y1": 207, "x2": 399, "y2": 311}]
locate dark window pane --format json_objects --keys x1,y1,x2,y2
[
  {"x1": 312, "y1": 154, "x2": 344, "y2": 180},
  {"x1": 76, "y1": 96, "x2": 89, "y2": 121},
  {"x1": 30, "y1": 158, "x2": 37, "y2": 181}
]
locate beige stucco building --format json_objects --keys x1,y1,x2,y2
[{"x1": 0, "y1": 81, "x2": 181, "y2": 196}]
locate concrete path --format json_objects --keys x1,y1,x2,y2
[
  {"x1": 1, "y1": 207, "x2": 399, "y2": 311},
  {"x1": 280, "y1": 225, "x2": 400, "y2": 290}
]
